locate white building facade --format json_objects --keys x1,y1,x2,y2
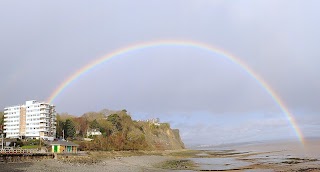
[{"x1": 4, "y1": 100, "x2": 56, "y2": 140}]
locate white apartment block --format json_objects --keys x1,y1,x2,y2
[{"x1": 4, "y1": 100, "x2": 56, "y2": 140}]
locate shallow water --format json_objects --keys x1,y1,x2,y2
[
  {"x1": 195, "y1": 153, "x2": 210, "y2": 157},
  {"x1": 190, "y1": 157, "x2": 252, "y2": 171},
  {"x1": 243, "y1": 170, "x2": 274, "y2": 172}
]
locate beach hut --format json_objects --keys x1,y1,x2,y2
[{"x1": 50, "y1": 140, "x2": 79, "y2": 153}]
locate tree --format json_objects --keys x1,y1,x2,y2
[
  {"x1": 74, "y1": 117, "x2": 89, "y2": 137},
  {"x1": 107, "y1": 114, "x2": 122, "y2": 132},
  {"x1": 0, "y1": 111, "x2": 4, "y2": 132},
  {"x1": 55, "y1": 114, "x2": 64, "y2": 139},
  {"x1": 82, "y1": 111, "x2": 104, "y2": 121},
  {"x1": 64, "y1": 119, "x2": 76, "y2": 139},
  {"x1": 90, "y1": 119, "x2": 100, "y2": 129},
  {"x1": 97, "y1": 119, "x2": 113, "y2": 136}
]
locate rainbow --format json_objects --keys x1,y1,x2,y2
[{"x1": 47, "y1": 40, "x2": 304, "y2": 145}]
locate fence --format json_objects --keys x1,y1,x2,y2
[{"x1": 0, "y1": 148, "x2": 39, "y2": 154}]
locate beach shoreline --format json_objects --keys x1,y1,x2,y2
[{"x1": 2, "y1": 139, "x2": 320, "y2": 172}]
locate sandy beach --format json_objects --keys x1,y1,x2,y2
[{"x1": 1, "y1": 155, "x2": 173, "y2": 172}]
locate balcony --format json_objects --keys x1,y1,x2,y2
[
  {"x1": 39, "y1": 128, "x2": 49, "y2": 132},
  {"x1": 4, "y1": 120, "x2": 20, "y2": 125},
  {"x1": 38, "y1": 119, "x2": 46, "y2": 122},
  {"x1": 40, "y1": 106, "x2": 49, "y2": 109},
  {"x1": 39, "y1": 124, "x2": 47, "y2": 127}
]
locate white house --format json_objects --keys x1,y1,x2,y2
[{"x1": 86, "y1": 128, "x2": 102, "y2": 137}]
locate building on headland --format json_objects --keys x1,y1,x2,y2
[
  {"x1": 146, "y1": 118, "x2": 160, "y2": 123},
  {"x1": 137, "y1": 118, "x2": 161, "y2": 126},
  {"x1": 3, "y1": 100, "x2": 56, "y2": 140}
]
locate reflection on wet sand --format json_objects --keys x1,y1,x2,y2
[{"x1": 190, "y1": 138, "x2": 320, "y2": 171}]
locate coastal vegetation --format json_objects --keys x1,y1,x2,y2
[
  {"x1": 0, "y1": 111, "x2": 4, "y2": 128},
  {"x1": 55, "y1": 109, "x2": 184, "y2": 151}
]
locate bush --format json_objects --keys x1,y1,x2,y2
[{"x1": 9, "y1": 139, "x2": 24, "y2": 147}]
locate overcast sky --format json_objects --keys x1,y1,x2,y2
[{"x1": 1, "y1": 1, "x2": 319, "y2": 146}]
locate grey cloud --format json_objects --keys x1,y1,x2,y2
[{"x1": 1, "y1": 0, "x2": 319, "y2": 145}]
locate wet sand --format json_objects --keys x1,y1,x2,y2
[
  {"x1": 1, "y1": 155, "x2": 173, "y2": 172},
  {"x1": 191, "y1": 138, "x2": 320, "y2": 171},
  {"x1": 230, "y1": 138, "x2": 320, "y2": 171}
]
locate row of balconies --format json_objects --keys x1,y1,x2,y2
[
  {"x1": 4, "y1": 129, "x2": 55, "y2": 134},
  {"x1": 3, "y1": 120, "x2": 56, "y2": 125},
  {"x1": 5, "y1": 134, "x2": 20, "y2": 136},
  {"x1": 3, "y1": 113, "x2": 52, "y2": 118},
  {"x1": 4, "y1": 112, "x2": 20, "y2": 115},
  {"x1": 27, "y1": 119, "x2": 52, "y2": 122},
  {"x1": 5, "y1": 118, "x2": 53, "y2": 123},
  {"x1": 40, "y1": 104, "x2": 50, "y2": 107},
  {"x1": 4, "y1": 125, "x2": 54, "y2": 129},
  {"x1": 4, "y1": 118, "x2": 19, "y2": 122},
  {"x1": 26, "y1": 123, "x2": 48, "y2": 127},
  {"x1": 6, "y1": 104, "x2": 50, "y2": 109},
  {"x1": 28, "y1": 117, "x2": 51, "y2": 120},
  {"x1": 26, "y1": 111, "x2": 50, "y2": 115},
  {"x1": 3, "y1": 121, "x2": 20, "y2": 124},
  {"x1": 3, "y1": 126, "x2": 19, "y2": 129},
  {"x1": 25, "y1": 129, "x2": 50, "y2": 132},
  {"x1": 3, "y1": 114, "x2": 20, "y2": 118},
  {"x1": 3, "y1": 130, "x2": 19, "y2": 133},
  {"x1": 3, "y1": 108, "x2": 20, "y2": 113}
]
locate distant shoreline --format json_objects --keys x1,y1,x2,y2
[{"x1": 188, "y1": 137, "x2": 320, "y2": 149}]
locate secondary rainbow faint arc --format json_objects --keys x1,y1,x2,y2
[{"x1": 47, "y1": 40, "x2": 304, "y2": 145}]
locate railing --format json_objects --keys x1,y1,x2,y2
[{"x1": 0, "y1": 149, "x2": 40, "y2": 154}]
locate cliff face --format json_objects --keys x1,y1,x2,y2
[
  {"x1": 108, "y1": 111, "x2": 185, "y2": 150},
  {"x1": 139, "y1": 122, "x2": 185, "y2": 150},
  {"x1": 172, "y1": 129, "x2": 185, "y2": 149},
  {"x1": 113, "y1": 112, "x2": 185, "y2": 150}
]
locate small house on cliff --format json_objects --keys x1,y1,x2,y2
[
  {"x1": 50, "y1": 140, "x2": 78, "y2": 153},
  {"x1": 86, "y1": 128, "x2": 102, "y2": 137}
]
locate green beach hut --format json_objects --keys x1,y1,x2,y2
[{"x1": 50, "y1": 140, "x2": 79, "y2": 153}]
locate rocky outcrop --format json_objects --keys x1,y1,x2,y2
[{"x1": 140, "y1": 122, "x2": 185, "y2": 150}]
